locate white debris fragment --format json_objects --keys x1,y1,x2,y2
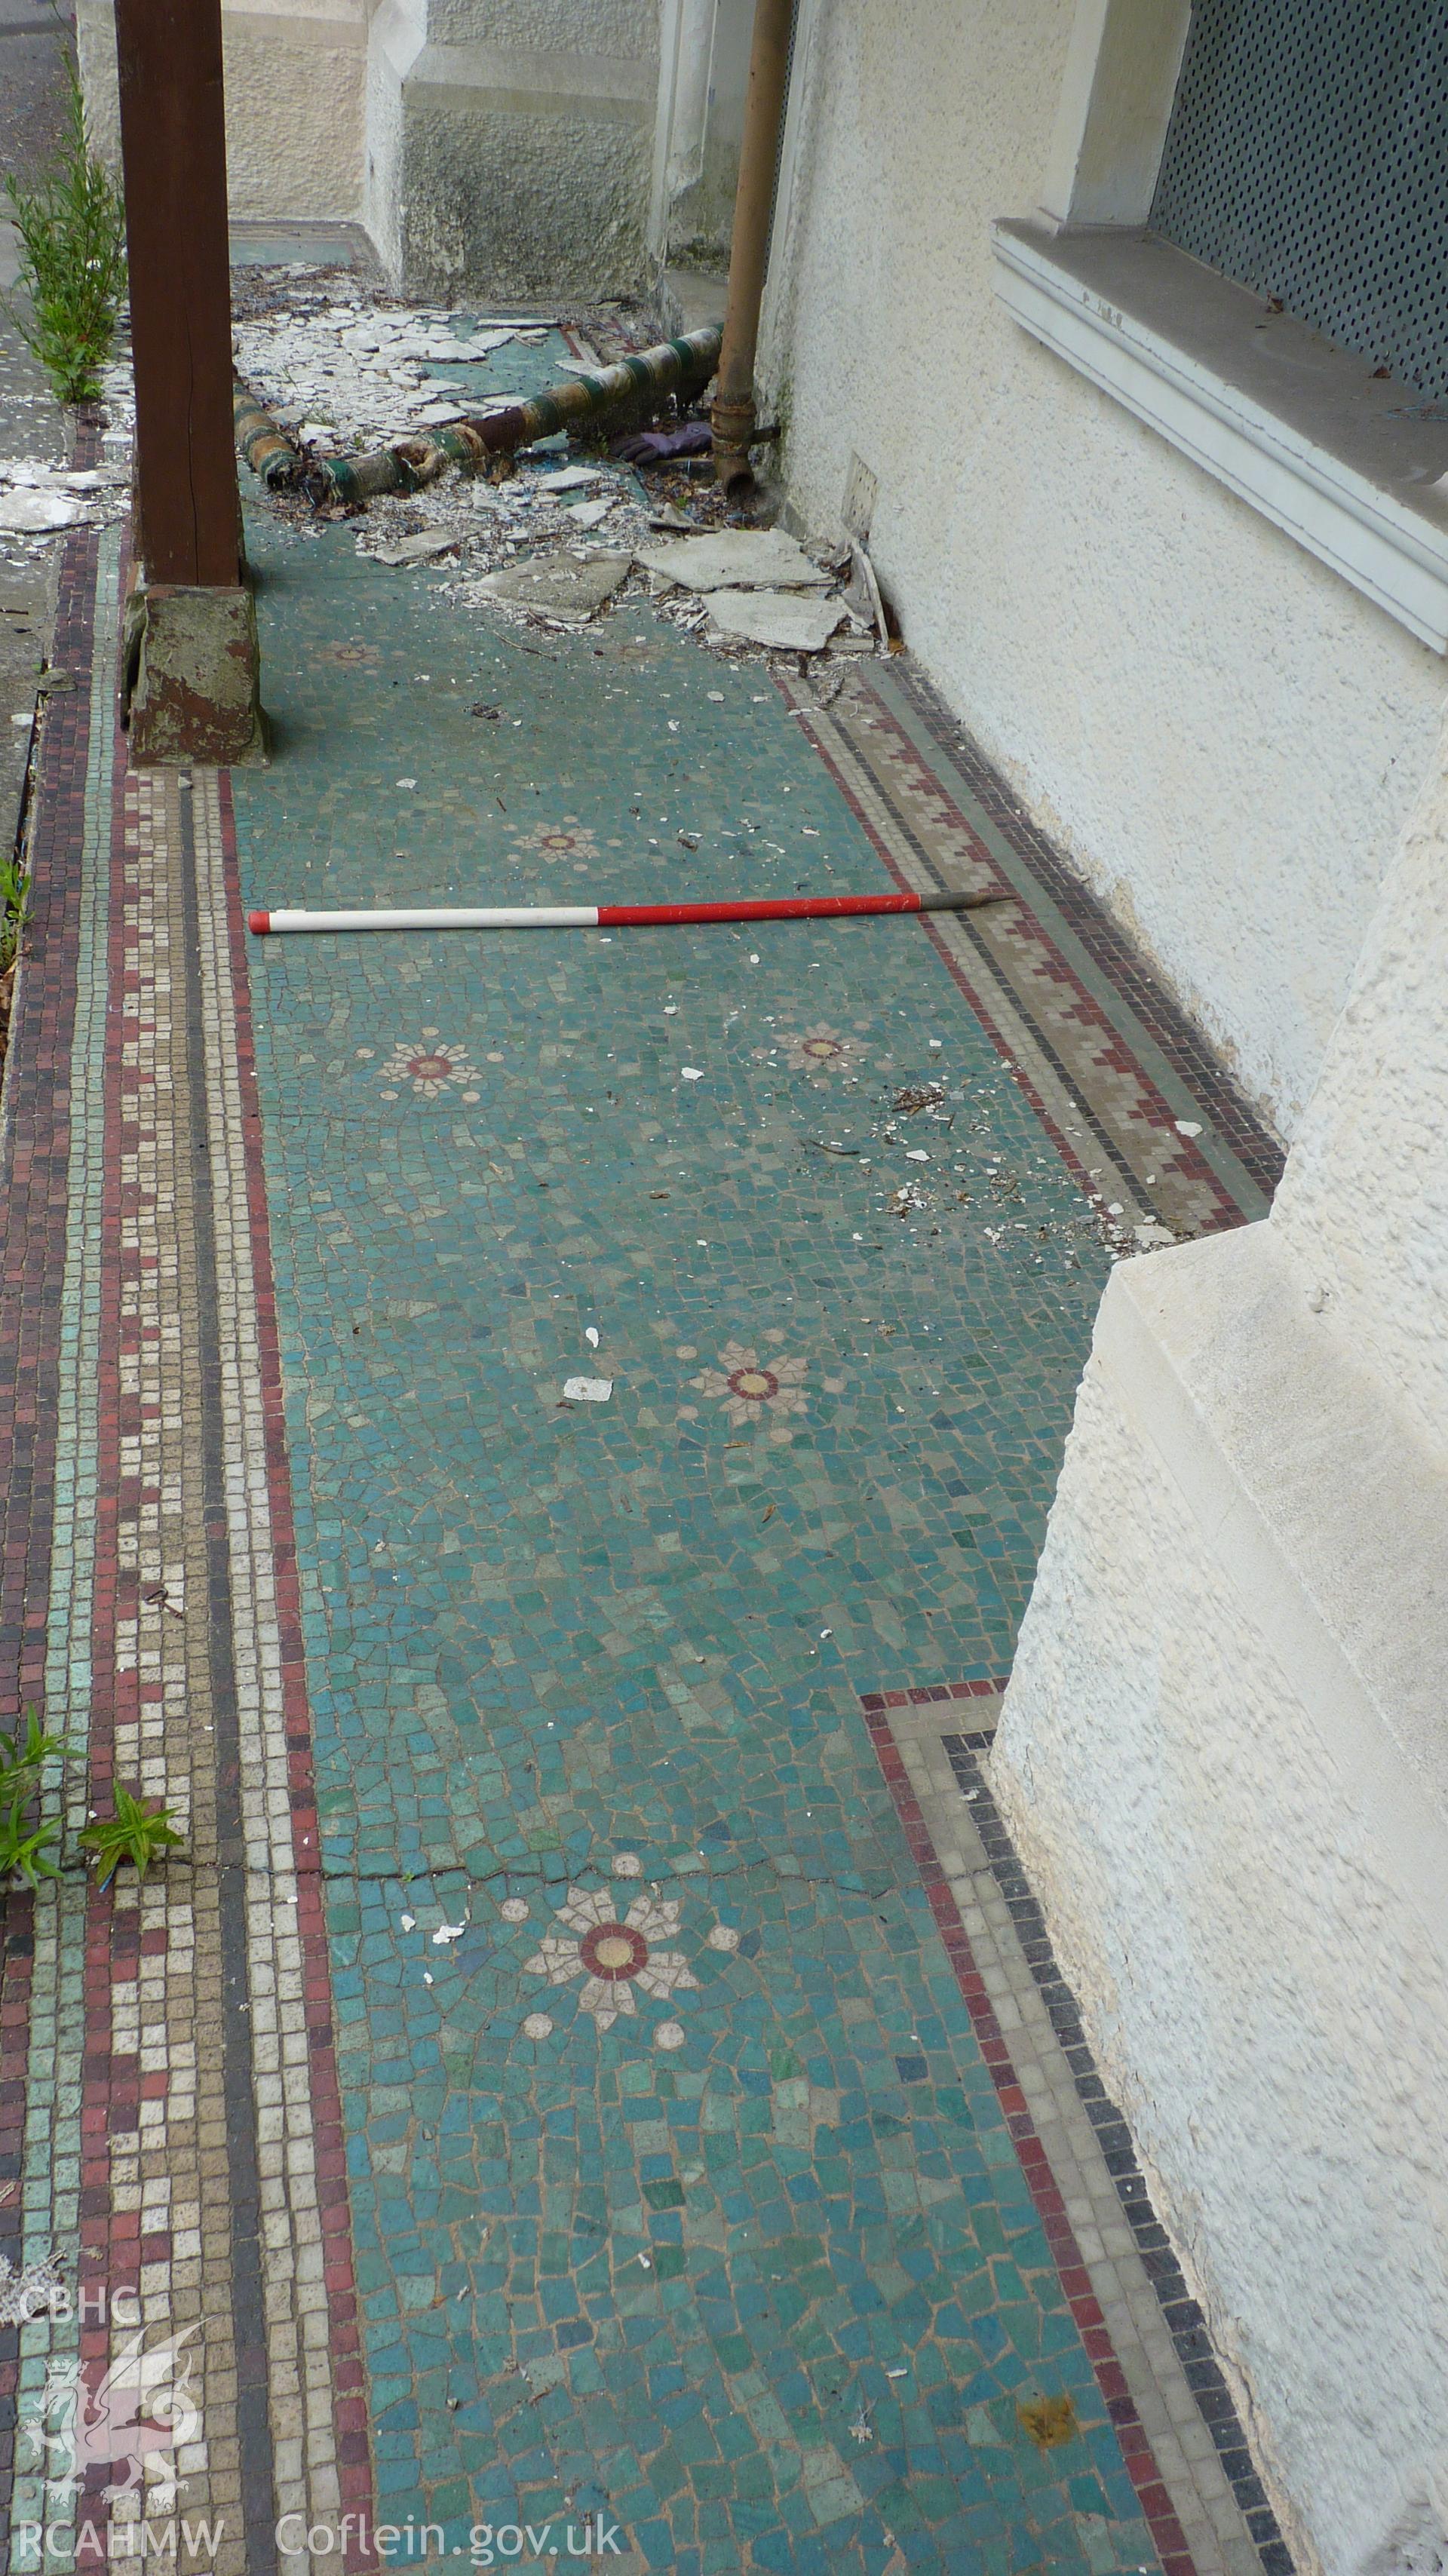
[
  {"x1": 371, "y1": 532, "x2": 461, "y2": 568},
  {"x1": 563, "y1": 1376, "x2": 613, "y2": 1403},
  {"x1": 584, "y1": 1326, "x2": 600, "y2": 1347},
  {"x1": 639, "y1": 528, "x2": 833, "y2": 593},
  {"x1": 0, "y1": 489, "x2": 81, "y2": 532},
  {"x1": 470, "y1": 549, "x2": 631, "y2": 626},
  {"x1": 432, "y1": 1921, "x2": 466, "y2": 1945},
  {"x1": 537, "y1": 465, "x2": 606, "y2": 492},
  {"x1": 680, "y1": 1066, "x2": 705, "y2": 1081},
  {"x1": 400, "y1": 1912, "x2": 416, "y2": 1930},
  {"x1": 706, "y1": 588, "x2": 848, "y2": 653},
  {"x1": 1175, "y1": 1118, "x2": 1203, "y2": 1137}
]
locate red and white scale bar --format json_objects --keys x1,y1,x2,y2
[{"x1": 247, "y1": 890, "x2": 1006, "y2": 935}]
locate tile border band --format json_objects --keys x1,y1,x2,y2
[{"x1": 861, "y1": 1684, "x2": 1201, "y2": 2576}]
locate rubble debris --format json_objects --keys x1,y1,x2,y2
[
  {"x1": 308, "y1": 327, "x2": 722, "y2": 508},
  {"x1": 370, "y1": 531, "x2": 462, "y2": 568},
  {"x1": 469, "y1": 548, "x2": 633, "y2": 626},
  {"x1": 566, "y1": 498, "x2": 617, "y2": 530},
  {"x1": 705, "y1": 588, "x2": 847, "y2": 652},
  {"x1": 232, "y1": 305, "x2": 517, "y2": 457},
  {"x1": 638, "y1": 527, "x2": 831, "y2": 592},
  {"x1": 843, "y1": 537, "x2": 890, "y2": 646},
  {"x1": 563, "y1": 1376, "x2": 613, "y2": 1403}
]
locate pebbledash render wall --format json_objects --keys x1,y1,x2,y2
[
  {"x1": 364, "y1": 0, "x2": 661, "y2": 297},
  {"x1": 757, "y1": 0, "x2": 1448, "y2": 1143},
  {"x1": 78, "y1": 0, "x2": 368, "y2": 222},
  {"x1": 80, "y1": 0, "x2": 672, "y2": 293}
]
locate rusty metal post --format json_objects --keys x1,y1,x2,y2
[
  {"x1": 711, "y1": 0, "x2": 793, "y2": 492},
  {"x1": 113, "y1": 0, "x2": 263, "y2": 760}
]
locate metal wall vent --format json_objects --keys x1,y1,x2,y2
[{"x1": 1151, "y1": 0, "x2": 1448, "y2": 400}]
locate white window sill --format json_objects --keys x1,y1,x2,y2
[{"x1": 992, "y1": 217, "x2": 1448, "y2": 652}]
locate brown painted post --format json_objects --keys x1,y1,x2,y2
[{"x1": 112, "y1": 0, "x2": 239, "y2": 585}]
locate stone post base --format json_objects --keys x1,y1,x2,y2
[{"x1": 124, "y1": 583, "x2": 266, "y2": 766}]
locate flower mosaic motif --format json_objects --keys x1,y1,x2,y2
[
  {"x1": 511, "y1": 818, "x2": 600, "y2": 865},
  {"x1": 690, "y1": 1338, "x2": 808, "y2": 1428},
  {"x1": 523, "y1": 1885, "x2": 699, "y2": 2036},
  {"x1": 376, "y1": 1029, "x2": 480, "y2": 1102},
  {"x1": 778, "y1": 1024, "x2": 857, "y2": 1074}
]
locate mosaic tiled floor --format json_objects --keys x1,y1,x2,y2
[{"x1": 0, "y1": 433, "x2": 1293, "y2": 2576}]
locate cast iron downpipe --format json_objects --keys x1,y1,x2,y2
[{"x1": 712, "y1": 0, "x2": 794, "y2": 491}]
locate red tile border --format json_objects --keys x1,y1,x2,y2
[
  {"x1": 213, "y1": 771, "x2": 376, "y2": 2562},
  {"x1": 859, "y1": 1688, "x2": 1204, "y2": 2576}
]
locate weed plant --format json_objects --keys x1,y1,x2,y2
[
  {"x1": 0, "y1": 851, "x2": 29, "y2": 975},
  {"x1": 4, "y1": 41, "x2": 125, "y2": 406},
  {"x1": 0, "y1": 1710, "x2": 69, "y2": 1889}
]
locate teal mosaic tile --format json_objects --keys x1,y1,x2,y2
[{"x1": 227, "y1": 503, "x2": 1167, "y2": 2569}]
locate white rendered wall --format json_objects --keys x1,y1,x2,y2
[
  {"x1": 650, "y1": 0, "x2": 750, "y2": 265},
  {"x1": 1271, "y1": 764, "x2": 1448, "y2": 1456},
  {"x1": 992, "y1": 695, "x2": 1448, "y2": 2568},
  {"x1": 78, "y1": 0, "x2": 366, "y2": 221},
  {"x1": 759, "y1": 0, "x2": 1447, "y2": 1139}
]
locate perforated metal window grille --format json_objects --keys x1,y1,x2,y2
[{"x1": 1150, "y1": 0, "x2": 1448, "y2": 400}]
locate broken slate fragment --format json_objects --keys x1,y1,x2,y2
[
  {"x1": 705, "y1": 588, "x2": 847, "y2": 653},
  {"x1": 472, "y1": 549, "x2": 632, "y2": 626},
  {"x1": 372, "y1": 532, "x2": 462, "y2": 568},
  {"x1": 563, "y1": 1376, "x2": 613, "y2": 1403},
  {"x1": 637, "y1": 528, "x2": 833, "y2": 592}
]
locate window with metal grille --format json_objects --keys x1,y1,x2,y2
[{"x1": 1150, "y1": 0, "x2": 1448, "y2": 402}]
